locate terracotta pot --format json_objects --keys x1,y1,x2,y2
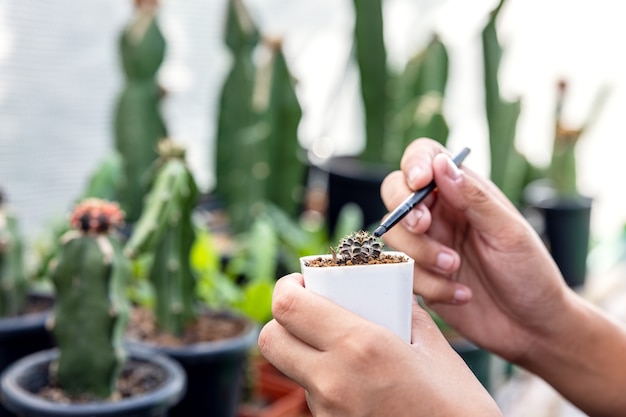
[{"x1": 238, "y1": 359, "x2": 310, "y2": 417}]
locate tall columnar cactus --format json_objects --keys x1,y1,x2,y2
[
  {"x1": 125, "y1": 140, "x2": 199, "y2": 336},
  {"x1": 482, "y1": 0, "x2": 530, "y2": 205},
  {"x1": 114, "y1": 0, "x2": 167, "y2": 223},
  {"x1": 49, "y1": 199, "x2": 130, "y2": 399},
  {"x1": 388, "y1": 35, "x2": 450, "y2": 164},
  {"x1": 215, "y1": 0, "x2": 306, "y2": 233},
  {"x1": 353, "y1": 0, "x2": 387, "y2": 163},
  {"x1": 0, "y1": 189, "x2": 26, "y2": 317},
  {"x1": 214, "y1": 0, "x2": 259, "y2": 223}
]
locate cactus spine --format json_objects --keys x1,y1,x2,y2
[
  {"x1": 0, "y1": 189, "x2": 26, "y2": 317},
  {"x1": 114, "y1": 1, "x2": 167, "y2": 222},
  {"x1": 50, "y1": 199, "x2": 130, "y2": 399},
  {"x1": 125, "y1": 140, "x2": 198, "y2": 336}
]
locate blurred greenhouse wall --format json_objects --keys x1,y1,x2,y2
[{"x1": 1, "y1": 0, "x2": 626, "y2": 249}]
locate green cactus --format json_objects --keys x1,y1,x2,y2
[
  {"x1": 214, "y1": 0, "x2": 259, "y2": 232},
  {"x1": 215, "y1": 1, "x2": 306, "y2": 233},
  {"x1": 352, "y1": 0, "x2": 387, "y2": 164},
  {"x1": 482, "y1": 0, "x2": 530, "y2": 205},
  {"x1": 336, "y1": 230, "x2": 383, "y2": 265},
  {"x1": 0, "y1": 189, "x2": 26, "y2": 317},
  {"x1": 549, "y1": 80, "x2": 608, "y2": 197},
  {"x1": 49, "y1": 199, "x2": 130, "y2": 399},
  {"x1": 125, "y1": 140, "x2": 199, "y2": 336},
  {"x1": 114, "y1": 2, "x2": 167, "y2": 223},
  {"x1": 388, "y1": 35, "x2": 450, "y2": 164}
]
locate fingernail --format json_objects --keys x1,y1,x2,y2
[
  {"x1": 403, "y1": 208, "x2": 423, "y2": 228},
  {"x1": 408, "y1": 166, "x2": 423, "y2": 186},
  {"x1": 446, "y1": 157, "x2": 461, "y2": 181},
  {"x1": 436, "y1": 252, "x2": 454, "y2": 271},
  {"x1": 453, "y1": 287, "x2": 471, "y2": 303}
]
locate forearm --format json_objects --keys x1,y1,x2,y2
[{"x1": 518, "y1": 290, "x2": 626, "y2": 416}]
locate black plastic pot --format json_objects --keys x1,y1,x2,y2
[
  {"x1": 127, "y1": 314, "x2": 258, "y2": 417},
  {"x1": 0, "y1": 348, "x2": 186, "y2": 417},
  {"x1": 524, "y1": 182, "x2": 592, "y2": 289},
  {"x1": 0, "y1": 293, "x2": 54, "y2": 417},
  {"x1": 318, "y1": 156, "x2": 392, "y2": 234}
]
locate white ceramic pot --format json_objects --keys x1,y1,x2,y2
[{"x1": 300, "y1": 251, "x2": 414, "y2": 342}]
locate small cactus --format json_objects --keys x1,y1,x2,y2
[
  {"x1": 50, "y1": 198, "x2": 131, "y2": 399},
  {"x1": 337, "y1": 231, "x2": 383, "y2": 264}
]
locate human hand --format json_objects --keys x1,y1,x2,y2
[
  {"x1": 258, "y1": 273, "x2": 501, "y2": 417},
  {"x1": 379, "y1": 138, "x2": 572, "y2": 362}
]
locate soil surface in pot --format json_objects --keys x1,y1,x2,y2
[
  {"x1": 36, "y1": 358, "x2": 167, "y2": 403},
  {"x1": 126, "y1": 306, "x2": 249, "y2": 347},
  {"x1": 304, "y1": 253, "x2": 407, "y2": 267},
  {"x1": 2, "y1": 293, "x2": 53, "y2": 318}
]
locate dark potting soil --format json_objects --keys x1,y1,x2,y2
[
  {"x1": 126, "y1": 306, "x2": 249, "y2": 347},
  {"x1": 37, "y1": 358, "x2": 166, "y2": 403},
  {"x1": 304, "y1": 253, "x2": 408, "y2": 267}
]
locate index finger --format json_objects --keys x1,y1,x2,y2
[
  {"x1": 271, "y1": 273, "x2": 375, "y2": 351},
  {"x1": 400, "y1": 138, "x2": 450, "y2": 190}
]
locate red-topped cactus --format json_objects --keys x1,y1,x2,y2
[{"x1": 49, "y1": 198, "x2": 131, "y2": 399}]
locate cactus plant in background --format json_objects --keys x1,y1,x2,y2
[
  {"x1": 114, "y1": 0, "x2": 167, "y2": 223},
  {"x1": 124, "y1": 139, "x2": 199, "y2": 336},
  {"x1": 482, "y1": 0, "x2": 534, "y2": 205},
  {"x1": 214, "y1": 0, "x2": 259, "y2": 228},
  {"x1": 352, "y1": 0, "x2": 387, "y2": 164},
  {"x1": 0, "y1": 188, "x2": 26, "y2": 317},
  {"x1": 387, "y1": 35, "x2": 450, "y2": 164},
  {"x1": 548, "y1": 80, "x2": 609, "y2": 197},
  {"x1": 214, "y1": 0, "x2": 306, "y2": 234},
  {"x1": 49, "y1": 198, "x2": 130, "y2": 399}
]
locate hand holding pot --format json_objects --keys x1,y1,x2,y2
[{"x1": 258, "y1": 274, "x2": 501, "y2": 417}]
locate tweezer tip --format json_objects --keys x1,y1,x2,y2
[{"x1": 373, "y1": 225, "x2": 386, "y2": 238}]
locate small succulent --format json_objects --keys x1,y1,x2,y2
[{"x1": 336, "y1": 231, "x2": 383, "y2": 264}]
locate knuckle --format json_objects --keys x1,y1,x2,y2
[{"x1": 271, "y1": 281, "x2": 299, "y2": 321}]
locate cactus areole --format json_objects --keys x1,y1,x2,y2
[{"x1": 304, "y1": 231, "x2": 408, "y2": 267}]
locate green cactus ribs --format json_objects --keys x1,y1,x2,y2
[
  {"x1": 304, "y1": 230, "x2": 407, "y2": 267},
  {"x1": 50, "y1": 198, "x2": 131, "y2": 399}
]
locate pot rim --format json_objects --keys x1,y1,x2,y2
[{"x1": 0, "y1": 347, "x2": 186, "y2": 417}]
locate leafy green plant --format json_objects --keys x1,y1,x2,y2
[{"x1": 49, "y1": 199, "x2": 131, "y2": 399}]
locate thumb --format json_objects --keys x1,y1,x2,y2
[{"x1": 432, "y1": 153, "x2": 527, "y2": 240}]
